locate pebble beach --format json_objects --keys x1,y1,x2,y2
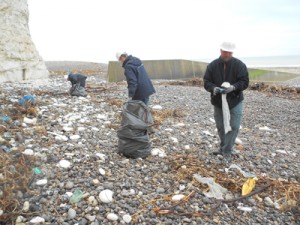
[{"x1": 0, "y1": 72, "x2": 299, "y2": 224}]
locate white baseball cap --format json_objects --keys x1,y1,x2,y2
[
  {"x1": 220, "y1": 42, "x2": 236, "y2": 52},
  {"x1": 116, "y1": 52, "x2": 127, "y2": 60}
]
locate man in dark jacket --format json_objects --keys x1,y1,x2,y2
[
  {"x1": 68, "y1": 73, "x2": 87, "y2": 87},
  {"x1": 203, "y1": 42, "x2": 249, "y2": 160},
  {"x1": 116, "y1": 52, "x2": 156, "y2": 105}
]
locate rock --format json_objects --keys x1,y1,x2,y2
[
  {"x1": 172, "y1": 194, "x2": 185, "y2": 201},
  {"x1": 22, "y1": 201, "x2": 30, "y2": 212},
  {"x1": 152, "y1": 105, "x2": 163, "y2": 110},
  {"x1": 68, "y1": 208, "x2": 76, "y2": 219},
  {"x1": 123, "y1": 214, "x2": 132, "y2": 223},
  {"x1": 107, "y1": 213, "x2": 118, "y2": 221},
  {"x1": 99, "y1": 168, "x2": 105, "y2": 175},
  {"x1": 23, "y1": 149, "x2": 34, "y2": 155},
  {"x1": 156, "y1": 188, "x2": 165, "y2": 194},
  {"x1": 16, "y1": 215, "x2": 25, "y2": 223},
  {"x1": 36, "y1": 179, "x2": 47, "y2": 186},
  {"x1": 29, "y1": 217, "x2": 45, "y2": 224},
  {"x1": 65, "y1": 181, "x2": 74, "y2": 189},
  {"x1": 58, "y1": 160, "x2": 71, "y2": 168},
  {"x1": 99, "y1": 190, "x2": 113, "y2": 203}
]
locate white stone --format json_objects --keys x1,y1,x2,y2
[
  {"x1": 30, "y1": 216, "x2": 45, "y2": 224},
  {"x1": 55, "y1": 135, "x2": 68, "y2": 142},
  {"x1": 93, "y1": 179, "x2": 100, "y2": 185},
  {"x1": 99, "y1": 189, "x2": 113, "y2": 203},
  {"x1": 58, "y1": 160, "x2": 71, "y2": 168},
  {"x1": 209, "y1": 118, "x2": 215, "y2": 123},
  {"x1": 237, "y1": 206, "x2": 252, "y2": 212},
  {"x1": 70, "y1": 135, "x2": 80, "y2": 140},
  {"x1": 267, "y1": 159, "x2": 273, "y2": 165},
  {"x1": 96, "y1": 153, "x2": 106, "y2": 161},
  {"x1": 99, "y1": 168, "x2": 106, "y2": 175},
  {"x1": 107, "y1": 213, "x2": 118, "y2": 221},
  {"x1": 170, "y1": 137, "x2": 178, "y2": 143},
  {"x1": 0, "y1": 0, "x2": 49, "y2": 82},
  {"x1": 68, "y1": 208, "x2": 76, "y2": 219},
  {"x1": 36, "y1": 179, "x2": 47, "y2": 186},
  {"x1": 123, "y1": 214, "x2": 132, "y2": 223},
  {"x1": 276, "y1": 150, "x2": 287, "y2": 154},
  {"x1": 151, "y1": 148, "x2": 166, "y2": 157},
  {"x1": 174, "y1": 123, "x2": 185, "y2": 127},
  {"x1": 152, "y1": 105, "x2": 163, "y2": 110},
  {"x1": 23, "y1": 117, "x2": 37, "y2": 124},
  {"x1": 23, "y1": 149, "x2": 34, "y2": 155},
  {"x1": 235, "y1": 137, "x2": 243, "y2": 145},
  {"x1": 164, "y1": 128, "x2": 173, "y2": 132},
  {"x1": 97, "y1": 114, "x2": 107, "y2": 120},
  {"x1": 202, "y1": 130, "x2": 213, "y2": 136},
  {"x1": 63, "y1": 126, "x2": 74, "y2": 132},
  {"x1": 172, "y1": 194, "x2": 185, "y2": 201},
  {"x1": 78, "y1": 127, "x2": 86, "y2": 131},
  {"x1": 16, "y1": 216, "x2": 25, "y2": 223},
  {"x1": 91, "y1": 127, "x2": 99, "y2": 131},
  {"x1": 22, "y1": 201, "x2": 29, "y2": 212},
  {"x1": 259, "y1": 126, "x2": 272, "y2": 131},
  {"x1": 179, "y1": 184, "x2": 185, "y2": 191},
  {"x1": 184, "y1": 145, "x2": 190, "y2": 150}
]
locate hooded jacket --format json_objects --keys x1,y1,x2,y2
[
  {"x1": 204, "y1": 57, "x2": 249, "y2": 109},
  {"x1": 122, "y1": 55, "x2": 156, "y2": 100},
  {"x1": 68, "y1": 73, "x2": 87, "y2": 87}
]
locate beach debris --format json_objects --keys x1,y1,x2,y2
[
  {"x1": 237, "y1": 205, "x2": 253, "y2": 212},
  {"x1": 242, "y1": 178, "x2": 257, "y2": 196},
  {"x1": 70, "y1": 189, "x2": 84, "y2": 204},
  {"x1": 227, "y1": 164, "x2": 256, "y2": 178},
  {"x1": 259, "y1": 126, "x2": 272, "y2": 131},
  {"x1": 152, "y1": 105, "x2": 163, "y2": 110},
  {"x1": 193, "y1": 174, "x2": 228, "y2": 199}
]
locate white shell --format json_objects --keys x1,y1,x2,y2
[
  {"x1": 107, "y1": 213, "x2": 118, "y2": 221},
  {"x1": 99, "y1": 189, "x2": 113, "y2": 203}
]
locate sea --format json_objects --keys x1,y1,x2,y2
[{"x1": 197, "y1": 55, "x2": 300, "y2": 68}]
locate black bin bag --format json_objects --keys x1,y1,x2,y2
[{"x1": 117, "y1": 100, "x2": 151, "y2": 159}]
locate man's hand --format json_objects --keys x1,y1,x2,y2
[
  {"x1": 213, "y1": 87, "x2": 224, "y2": 95},
  {"x1": 223, "y1": 85, "x2": 235, "y2": 94}
]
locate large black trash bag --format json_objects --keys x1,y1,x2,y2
[{"x1": 117, "y1": 100, "x2": 151, "y2": 159}]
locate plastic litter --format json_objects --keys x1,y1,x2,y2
[
  {"x1": 193, "y1": 174, "x2": 228, "y2": 199},
  {"x1": 32, "y1": 167, "x2": 42, "y2": 175},
  {"x1": 18, "y1": 95, "x2": 35, "y2": 107},
  {"x1": 70, "y1": 189, "x2": 84, "y2": 203},
  {"x1": 242, "y1": 178, "x2": 257, "y2": 196},
  {"x1": 0, "y1": 116, "x2": 10, "y2": 122},
  {"x1": 228, "y1": 164, "x2": 256, "y2": 178}
]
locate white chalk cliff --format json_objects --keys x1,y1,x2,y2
[{"x1": 0, "y1": 0, "x2": 48, "y2": 82}]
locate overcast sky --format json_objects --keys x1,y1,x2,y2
[{"x1": 28, "y1": 0, "x2": 300, "y2": 63}]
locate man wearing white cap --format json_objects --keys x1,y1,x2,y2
[{"x1": 203, "y1": 42, "x2": 249, "y2": 161}]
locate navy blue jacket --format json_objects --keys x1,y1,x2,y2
[
  {"x1": 68, "y1": 73, "x2": 87, "y2": 87},
  {"x1": 122, "y1": 55, "x2": 156, "y2": 100},
  {"x1": 204, "y1": 57, "x2": 249, "y2": 109}
]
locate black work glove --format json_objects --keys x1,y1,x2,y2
[
  {"x1": 223, "y1": 85, "x2": 235, "y2": 94},
  {"x1": 213, "y1": 87, "x2": 224, "y2": 95}
]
